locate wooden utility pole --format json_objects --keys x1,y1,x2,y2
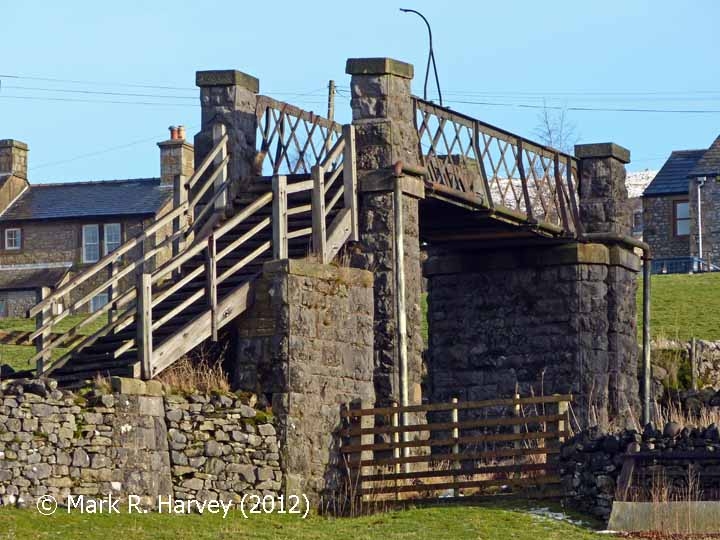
[{"x1": 327, "y1": 80, "x2": 336, "y2": 122}]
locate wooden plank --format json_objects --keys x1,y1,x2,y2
[
  {"x1": 151, "y1": 265, "x2": 205, "y2": 308},
  {"x1": 342, "y1": 394, "x2": 574, "y2": 418},
  {"x1": 272, "y1": 175, "x2": 288, "y2": 259},
  {"x1": 151, "y1": 279, "x2": 255, "y2": 377},
  {"x1": 342, "y1": 413, "x2": 566, "y2": 437},
  {"x1": 324, "y1": 208, "x2": 351, "y2": 263},
  {"x1": 206, "y1": 235, "x2": 218, "y2": 342},
  {"x1": 361, "y1": 462, "x2": 556, "y2": 483},
  {"x1": 185, "y1": 132, "x2": 228, "y2": 189},
  {"x1": 137, "y1": 273, "x2": 153, "y2": 379},
  {"x1": 216, "y1": 217, "x2": 271, "y2": 261},
  {"x1": 287, "y1": 227, "x2": 313, "y2": 240},
  {"x1": 285, "y1": 179, "x2": 314, "y2": 194},
  {"x1": 311, "y1": 165, "x2": 327, "y2": 262},
  {"x1": 34, "y1": 287, "x2": 51, "y2": 375},
  {"x1": 616, "y1": 456, "x2": 635, "y2": 502},
  {"x1": 212, "y1": 124, "x2": 228, "y2": 212},
  {"x1": 359, "y1": 474, "x2": 561, "y2": 496},
  {"x1": 348, "y1": 446, "x2": 560, "y2": 469},
  {"x1": 342, "y1": 124, "x2": 359, "y2": 241},
  {"x1": 188, "y1": 155, "x2": 229, "y2": 208},
  {"x1": 151, "y1": 288, "x2": 205, "y2": 332},
  {"x1": 341, "y1": 430, "x2": 570, "y2": 454},
  {"x1": 287, "y1": 204, "x2": 312, "y2": 216},
  {"x1": 213, "y1": 192, "x2": 273, "y2": 239},
  {"x1": 217, "y1": 241, "x2": 271, "y2": 284}
]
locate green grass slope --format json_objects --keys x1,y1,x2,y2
[
  {"x1": 0, "y1": 503, "x2": 600, "y2": 540},
  {"x1": 636, "y1": 272, "x2": 720, "y2": 341}
]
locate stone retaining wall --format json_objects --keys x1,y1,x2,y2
[
  {"x1": 560, "y1": 424, "x2": 720, "y2": 521},
  {"x1": 0, "y1": 377, "x2": 280, "y2": 507}
]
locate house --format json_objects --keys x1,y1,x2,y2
[
  {"x1": 642, "y1": 135, "x2": 720, "y2": 273},
  {"x1": 0, "y1": 129, "x2": 193, "y2": 317}
]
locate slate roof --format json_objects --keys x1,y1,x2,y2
[
  {"x1": 0, "y1": 178, "x2": 170, "y2": 222},
  {"x1": 689, "y1": 135, "x2": 720, "y2": 178},
  {"x1": 0, "y1": 267, "x2": 69, "y2": 290},
  {"x1": 643, "y1": 150, "x2": 705, "y2": 197}
]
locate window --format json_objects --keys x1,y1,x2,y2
[
  {"x1": 4, "y1": 228, "x2": 21, "y2": 250},
  {"x1": 82, "y1": 224, "x2": 100, "y2": 263},
  {"x1": 674, "y1": 201, "x2": 690, "y2": 237},
  {"x1": 90, "y1": 293, "x2": 108, "y2": 313},
  {"x1": 632, "y1": 210, "x2": 643, "y2": 234},
  {"x1": 104, "y1": 223, "x2": 121, "y2": 255}
]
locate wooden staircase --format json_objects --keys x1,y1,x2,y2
[{"x1": 26, "y1": 110, "x2": 357, "y2": 387}]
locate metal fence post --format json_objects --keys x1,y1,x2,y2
[{"x1": 451, "y1": 397, "x2": 459, "y2": 497}]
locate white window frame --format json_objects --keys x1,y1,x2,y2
[
  {"x1": 82, "y1": 224, "x2": 100, "y2": 263},
  {"x1": 90, "y1": 293, "x2": 109, "y2": 313},
  {"x1": 4, "y1": 228, "x2": 21, "y2": 250},
  {"x1": 103, "y1": 223, "x2": 122, "y2": 256}
]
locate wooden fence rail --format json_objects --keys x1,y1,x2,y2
[{"x1": 341, "y1": 394, "x2": 572, "y2": 501}]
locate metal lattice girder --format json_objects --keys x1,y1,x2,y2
[{"x1": 413, "y1": 96, "x2": 581, "y2": 234}]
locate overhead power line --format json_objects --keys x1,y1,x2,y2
[{"x1": 444, "y1": 99, "x2": 720, "y2": 114}]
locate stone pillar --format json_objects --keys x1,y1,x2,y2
[
  {"x1": 576, "y1": 142, "x2": 640, "y2": 424},
  {"x1": 346, "y1": 57, "x2": 425, "y2": 407},
  {"x1": 229, "y1": 259, "x2": 375, "y2": 506},
  {"x1": 575, "y1": 142, "x2": 632, "y2": 235},
  {"x1": 195, "y1": 70, "x2": 259, "y2": 196}
]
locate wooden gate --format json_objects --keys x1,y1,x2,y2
[{"x1": 341, "y1": 394, "x2": 572, "y2": 501}]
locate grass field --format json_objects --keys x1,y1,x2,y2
[
  {"x1": 0, "y1": 314, "x2": 104, "y2": 373},
  {"x1": 636, "y1": 272, "x2": 720, "y2": 341},
  {"x1": 0, "y1": 502, "x2": 601, "y2": 540}
]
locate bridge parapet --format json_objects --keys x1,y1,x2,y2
[{"x1": 413, "y1": 98, "x2": 582, "y2": 237}]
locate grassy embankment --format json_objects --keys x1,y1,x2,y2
[{"x1": 0, "y1": 502, "x2": 601, "y2": 540}]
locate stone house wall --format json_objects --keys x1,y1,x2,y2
[
  {"x1": 0, "y1": 377, "x2": 281, "y2": 508},
  {"x1": 0, "y1": 203, "x2": 174, "y2": 315},
  {"x1": 689, "y1": 176, "x2": 720, "y2": 265},
  {"x1": 643, "y1": 195, "x2": 691, "y2": 259},
  {"x1": 0, "y1": 290, "x2": 37, "y2": 318},
  {"x1": 231, "y1": 259, "x2": 375, "y2": 505}
]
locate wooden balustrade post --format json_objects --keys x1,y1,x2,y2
[
  {"x1": 546, "y1": 395, "x2": 566, "y2": 467},
  {"x1": 136, "y1": 273, "x2": 153, "y2": 379},
  {"x1": 391, "y1": 401, "x2": 400, "y2": 475},
  {"x1": 451, "y1": 397, "x2": 459, "y2": 497},
  {"x1": 108, "y1": 259, "x2": 119, "y2": 325},
  {"x1": 206, "y1": 234, "x2": 218, "y2": 341},
  {"x1": 513, "y1": 393, "x2": 522, "y2": 454},
  {"x1": 34, "y1": 286, "x2": 52, "y2": 376},
  {"x1": 348, "y1": 401, "x2": 374, "y2": 508},
  {"x1": 342, "y1": 124, "x2": 359, "y2": 242},
  {"x1": 311, "y1": 165, "x2": 328, "y2": 262},
  {"x1": 212, "y1": 124, "x2": 228, "y2": 214},
  {"x1": 272, "y1": 175, "x2": 288, "y2": 259},
  {"x1": 172, "y1": 173, "x2": 189, "y2": 260}
]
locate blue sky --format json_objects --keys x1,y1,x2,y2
[{"x1": 2, "y1": 0, "x2": 719, "y2": 182}]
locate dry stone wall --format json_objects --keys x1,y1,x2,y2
[
  {"x1": 0, "y1": 377, "x2": 281, "y2": 508},
  {"x1": 561, "y1": 424, "x2": 720, "y2": 521}
]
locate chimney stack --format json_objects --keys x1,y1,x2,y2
[
  {"x1": 158, "y1": 126, "x2": 194, "y2": 187},
  {"x1": 0, "y1": 140, "x2": 28, "y2": 179}
]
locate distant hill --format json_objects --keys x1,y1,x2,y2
[{"x1": 626, "y1": 170, "x2": 657, "y2": 198}]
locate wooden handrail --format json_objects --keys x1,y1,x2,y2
[
  {"x1": 185, "y1": 133, "x2": 228, "y2": 190},
  {"x1": 342, "y1": 394, "x2": 573, "y2": 418},
  {"x1": 189, "y1": 155, "x2": 230, "y2": 207},
  {"x1": 28, "y1": 202, "x2": 189, "y2": 318}
]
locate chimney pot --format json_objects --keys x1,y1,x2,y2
[
  {"x1": 169, "y1": 126, "x2": 178, "y2": 140},
  {"x1": 177, "y1": 125, "x2": 186, "y2": 140}
]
